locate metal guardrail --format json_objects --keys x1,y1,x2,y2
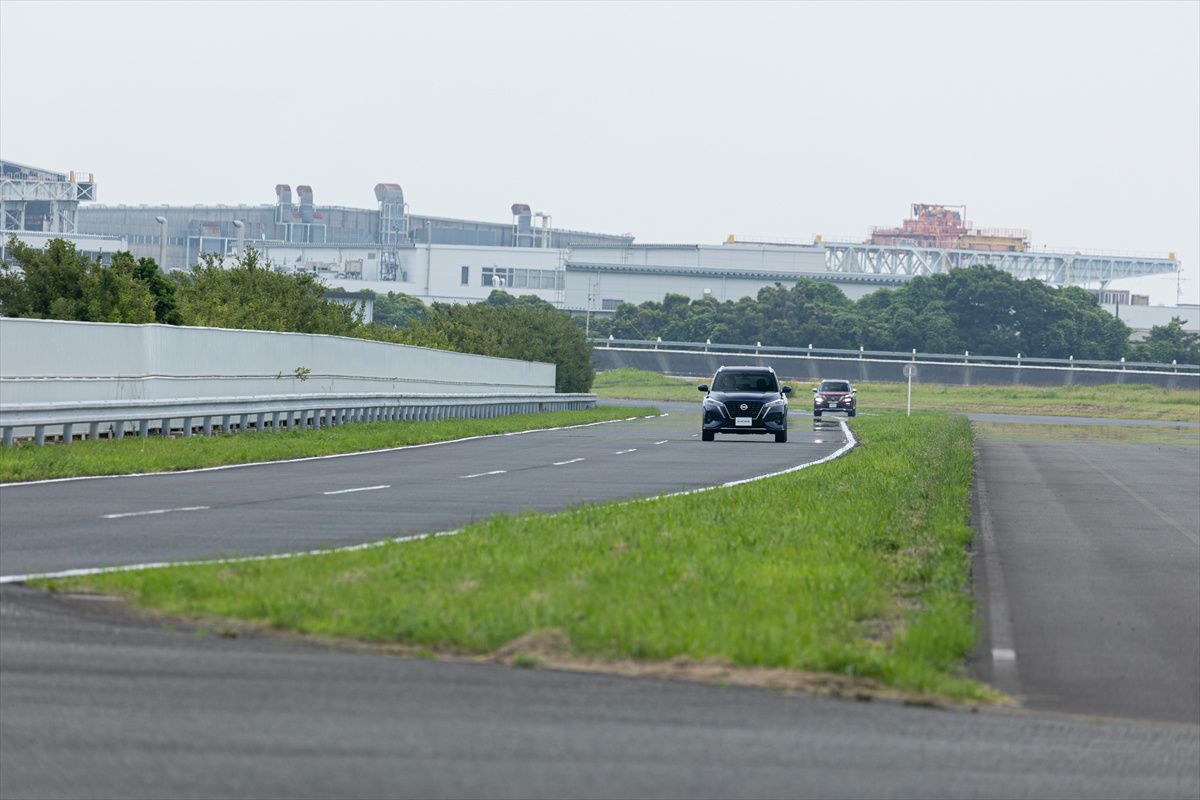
[
  {"x1": 590, "y1": 338, "x2": 1200, "y2": 374},
  {"x1": 0, "y1": 391, "x2": 597, "y2": 447}
]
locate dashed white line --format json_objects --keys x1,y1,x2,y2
[
  {"x1": 992, "y1": 648, "x2": 1017, "y2": 662},
  {"x1": 323, "y1": 484, "x2": 390, "y2": 495},
  {"x1": 615, "y1": 449, "x2": 637, "y2": 455},
  {"x1": 460, "y1": 470, "x2": 507, "y2": 479},
  {"x1": 552, "y1": 458, "x2": 584, "y2": 466},
  {"x1": 101, "y1": 506, "x2": 210, "y2": 520},
  {"x1": 653, "y1": 440, "x2": 669, "y2": 445}
]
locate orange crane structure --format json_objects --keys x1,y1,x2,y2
[{"x1": 868, "y1": 203, "x2": 1030, "y2": 253}]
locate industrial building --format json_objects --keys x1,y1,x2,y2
[{"x1": 3, "y1": 160, "x2": 1188, "y2": 332}]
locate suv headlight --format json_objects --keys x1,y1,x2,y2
[
  {"x1": 703, "y1": 397, "x2": 727, "y2": 416},
  {"x1": 763, "y1": 398, "x2": 787, "y2": 410},
  {"x1": 814, "y1": 396, "x2": 825, "y2": 404}
]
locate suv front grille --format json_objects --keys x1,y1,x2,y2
[{"x1": 724, "y1": 400, "x2": 764, "y2": 417}]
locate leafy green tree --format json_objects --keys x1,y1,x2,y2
[
  {"x1": 173, "y1": 247, "x2": 360, "y2": 335},
  {"x1": 1133, "y1": 318, "x2": 1200, "y2": 364},
  {"x1": 0, "y1": 236, "x2": 158, "y2": 323},
  {"x1": 372, "y1": 290, "x2": 430, "y2": 328},
  {"x1": 385, "y1": 300, "x2": 594, "y2": 392}
]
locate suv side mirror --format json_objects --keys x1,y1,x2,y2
[
  {"x1": 697, "y1": 384, "x2": 709, "y2": 392},
  {"x1": 812, "y1": 387, "x2": 818, "y2": 393},
  {"x1": 781, "y1": 385, "x2": 792, "y2": 394}
]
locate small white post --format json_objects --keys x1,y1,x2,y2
[{"x1": 907, "y1": 371, "x2": 912, "y2": 417}]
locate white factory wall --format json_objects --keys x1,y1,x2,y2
[
  {"x1": 573, "y1": 243, "x2": 827, "y2": 271},
  {"x1": 219, "y1": 241, "x2": 885, "y2": 310},
  {"x1": 0, "y1": 318, "x2": 557, "y2": 405}
]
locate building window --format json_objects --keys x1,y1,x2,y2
[
  {"x1": 460, "y1": 266, "x2": 470, "y2": 285},
  {"x1": 602, "y1": 298, "x2": 622, "y2": 311},
  {"x1": 481, "y1": 266, "x2": 513, "y2": 288}
]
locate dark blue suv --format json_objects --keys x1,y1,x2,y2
[{"x1": 698, "y1": 366, "x2": 792, "y2": 443}]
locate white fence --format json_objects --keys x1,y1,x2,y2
[{"x1": 0, "y1": 319, "x2": 591, "y2": 444}]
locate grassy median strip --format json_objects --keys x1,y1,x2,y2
[
  {"x1": 0, "y1": 406, "x2": 656, "y2": 483},
  {"x1": 42, "y1": 412, "x2": 996, "y2": 703},
  {"x1": 594, "y1": 367, "x2": 1200, "y2": 421}
]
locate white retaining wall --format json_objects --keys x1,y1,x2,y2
[{"x1": 0, "y1": 318, "x2": 557, "y2": 405}]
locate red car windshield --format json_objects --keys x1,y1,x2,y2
[{"x1": 820, "y1": 381, "x2": 851, "y2": 393}]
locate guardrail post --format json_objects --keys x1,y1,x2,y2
[
  {"x1": 859, "y1": 346, "x2": 864, "y2": 360},
  {"x1": 182, "y1": 417, "x2": 193, "y2": 437},
  {"x1": 239, "y1": 413, "x2": 249, "y2": 432},
  {"x1": 1173, "y1": 359, "x2": 1178, "y2": 373},
  {"x1": 1069, "y1": 355, "x2": 1074, "y2": 369},
  {"x1": 203, "y1": 416, "x2": 213, "y2": 436},
  {"x1": 138, "y1": 420, "x2": 149, "y2": 438},
  {"x1": 2, "y1": 428, "x2": 13, "y2": 447},
  {"x1": 62, "y1": 423, "x2": 73, "y2": 444},
  {"x1": 912, "y1": 348, "x2": 916, "y2": 361},
  {"x1": 1121, "y1": 357, "x2": 1126, "y2": 371},
  {"x1": 34, "y1": 425, "x2": 45, "y2": 446},
  {"x1": 964, "y1": 350, "x2": 969, "y2": 364},
  {"x1": 113, "y1": 422, "x2": 125, "y2": 440},
  {"x1": 221, "y1": 415, "x2": 231, "y2": 434},
  {"x1": 89, "y1": 421, "x2": 99, "y2": 441}
]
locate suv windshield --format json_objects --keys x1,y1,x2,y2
[
  {"x1": 714, "y1": 371, "x2": 778, "y2": 392},
  {"x1": 820, "y1": 381, "x2": 851, "y2": 392}
]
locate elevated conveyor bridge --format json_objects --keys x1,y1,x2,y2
[{"x1": 823, "y1": 241, "x2": 1178, "y2": 286}]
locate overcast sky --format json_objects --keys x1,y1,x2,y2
[{"x1": 2, "y1": 0, "x2": 1197, "y2": 305}]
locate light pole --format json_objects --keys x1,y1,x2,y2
[
  {"x1": 154, "y1": 216, "x2": 167, "y2": 270},
  {"x1": 231, "y1": 220, "x2": 244, "y2": 258}
]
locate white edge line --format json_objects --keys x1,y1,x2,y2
[
  {"x1": 552, "y1": 458, "x2": 584, "y2": 466},
  {"x1": 0, "y1": 412, "x2": 667, "y2": 489},
  {"x1": 0, "y1": 529, "x2": 464, "y2": 585},
  {"x1": 322, "y1": 484, "x2": 390, "y2": 496},
  {"x1": 100, "y1": 505, "x2": 210, "y2": 519},
  {"x1": 1, "y1": 419, "x2": 856, "y2": 586}
]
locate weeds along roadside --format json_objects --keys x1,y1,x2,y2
[
  {"x1": 42, "y1": 412, "x2": 997, "y2": 702},
  {"x1": 0, "y1": 406, "x2": 657, "y2": 483}
]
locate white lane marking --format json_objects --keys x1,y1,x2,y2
[
  {"x1": 2, "y1": 420, "x2": 857, "y2": 587},
  {"x1": 974, "y1": 453, "x2": 1021, "y2": 696},
  {"x1": 552, "y1": 458, "x2": 584, "y2": 466},
  {"x1": 100, "y1": 506, "x2": 210, "y2": 520},
  {"x1": 0, "y1": 413, "x2": 667, "y2": 489},
  {"x1": 615, "y1": 449, "x2": 637, "y2": 455},
  {"x1": 1, "y1": 529, "x2": 464, "y2": 585},
  {"x1": 323, "y1": 484, "x2": 390, "y2": 496},
  {"x1": 460, "y1": 470, "x2": 507, "y2": 479},
  {"x1": 653, "y1": 440, "x2": 669, "y2": 445}
]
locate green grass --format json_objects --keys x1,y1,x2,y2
[
  {"x1": 0, "y1": 406, "x2": 656, "y2": 483},
  {"x1": 44, "y1": 412, "x2": 996, "y2": 702},
  {"x1": 593, "y1": 367, "x2": 1200, "y2": 421}
]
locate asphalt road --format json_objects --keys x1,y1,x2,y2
[
  {"x1": 0, "y1": 407, "x2": 846, "y2": 578},
  {"x1": 2, "y1": 406, "x2": 1199, "y2": 798},
  {"x1": 3, "y1": 584, "x2": 1197, "y2": 800},
  {"x1": 972, "y1": 428, "x2": 1200, "y2": 725}
]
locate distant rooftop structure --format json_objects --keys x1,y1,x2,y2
[{"x1": 1, "y1": 159, "x2": 97, "y2": 234}]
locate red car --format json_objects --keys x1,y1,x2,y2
[{"x1": 813, "y1": 379, "x2": 856, "y2": 418}]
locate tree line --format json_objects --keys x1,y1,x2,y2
[
  {"x1": 0, "y1": 237, "x2": 595, "y2": 392},
  {"x1": 588, "y1": 266, "x2": 1198, "y2": 364},
  {"x1": 3, "y1": 237, "x2": 1195, "y2": 378}
]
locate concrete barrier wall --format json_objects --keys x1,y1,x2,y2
[
  {"x1": 593, "y1": 347, "x2": 1200, "y2": 390},
  {"x1": 1, "y1": 318, "x2": 557, "y2": 405}
]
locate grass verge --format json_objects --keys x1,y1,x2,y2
[
  {"x1": 594, "y1": 367, "x2": 1200, "y2": 421},
  {"x1": 0, "y1": 406, "x2": 656, "y2": 483},
  {"x1": 42, "y1": 412, "x2": 999, "y2": 703}
]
